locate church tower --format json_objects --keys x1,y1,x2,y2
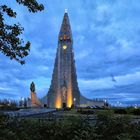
[{"x1": 47, "y1": 11, "x2": 80, "y2": 108}]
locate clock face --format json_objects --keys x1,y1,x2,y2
[{"x1": 63, "y1": 45, "x2": 67, "y2": 50}]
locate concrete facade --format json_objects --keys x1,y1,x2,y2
[{"x1": 47, "y1": 12, "x2": 80, "y2": 108}]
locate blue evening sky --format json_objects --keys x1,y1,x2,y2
[{"x1": 0, "y1": 0, "x2": 140, "y2": 106}]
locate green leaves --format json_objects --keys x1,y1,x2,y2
[
  {"x1": 1, "y1": 5, "x2": 17, "y2": 17},
  {"x1": 0, "y1": 18, "x2": 30, "y2": 64},
  {"x1": 0, "y1": 0, "x2": 44, "y2": 64},
  {"x1": 0, "y1": 114, "x2": 140, "y2": 140},
  {"x1": 16, "y1": 0, "x2": 44, "y2": 13}
]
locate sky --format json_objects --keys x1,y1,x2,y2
[{"x1": 0, "y1": 0, "x2": 140, "y2": 106}]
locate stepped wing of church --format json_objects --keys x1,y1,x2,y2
[{"x1": 46, "y1": 12, "x2": 80, "y2": 108}]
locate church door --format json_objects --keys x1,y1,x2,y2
[{"x1": 63, "y1": 103, "x2": 66, "y2": 108}]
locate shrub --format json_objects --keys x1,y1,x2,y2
[
  {"x1": 77, "y1": 108, "x2": 95, "y2": 115},
  {"x1": 114, "y1": 108, "x2": 127, "y2": 114},
  {"x1": 130, "y1": 108, "x2": 140, "y2": 115},
  {"x1": 64, "y1": 107, "x2": 71, "y2": 111},
  {"x1": 0, "y1": 113, "x2": 9, "y2": 124},
  {"x1": 0, "y1": 113, "x2": 140, "y2": 140}
]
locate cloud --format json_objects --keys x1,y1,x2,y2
[
  {"x1": 79, "y1": 71, "x2": 140, "y2": 91},
  {"x1": 0, "y1": 87, "x2": 11, "y2": 91},
  {"x1": 0, "y1": 0, "x2": 140, "y2": 105}
]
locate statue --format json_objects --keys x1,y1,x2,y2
[
  {"x1": 30, "y1": 82, "x2": 35, "y2": 92},
  {"x1": 30, "y1": 82, "x2": 42, "y2": 107}
]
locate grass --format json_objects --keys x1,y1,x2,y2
[
  {"x1": 59, "y1": 108, "x2": 140, "y2": 121},
  {"x1": 0, "y1": 110, "x2": 140, "y2": 140}
]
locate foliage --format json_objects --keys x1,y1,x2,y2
[
  {"x1": 95, "y1": 113, "x2": 133, "y2": 140},
  {"x1": 0, "y1": 99, "x2": 19, "y2": 110},
  {"x1": 0, "y1": 0, "x2": 44, "y2": 64},
  {"x1": 114, "y1": 108, "x2": 127, "y2": 114},
  {"x1": 113, "y1": 107, "x2": 140, "y2": 115},
  {"x1": 63, "y1": 107, "x2": 71, "y2": 111},
  {"x1": 130, "y1": 108, "x2": 140, "y2": 115},
  {"x1": 126, "y1": 107, "x2": 140, "y2": 115},
  {"x1": 0, "y1": 113, "x2": 140, "y2": 140},
  {"x1": 0, "y1": 113, "x2": 9, "y2": 124},
  {"x1": 77, "y1": 108, "x2": 95, "y2": 115}
]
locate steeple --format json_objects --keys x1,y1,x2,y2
[
  {"x1": 47, "y1": 11, "x2": 80, "y2": 108},
  {"x1": 59, "y1": 11, "x2": 72, "y2": 42}
]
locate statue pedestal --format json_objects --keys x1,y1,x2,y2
[{"x1": 31, "y1": 92, "x2": 42, "y2": 107}]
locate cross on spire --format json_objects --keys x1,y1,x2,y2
[{"x1": 65, "y1": 9, "x2": 68, "y2": 13}]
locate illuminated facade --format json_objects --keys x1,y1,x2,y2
[{"x1": 47, "y1": 11, "x2": 80, "y2": 108}]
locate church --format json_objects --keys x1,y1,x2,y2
[
  {"x1": 29, "y1": 11, "x2": 106, "y2": 109},
  {"x1": 47, "y1": 11, "x2": 80, "y2": 108}
]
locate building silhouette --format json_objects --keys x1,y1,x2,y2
[
  {"x1": 47, "y1": 11, "x2": 80, "y2": 108},
  {"x1": 29, "y1": 11, "x2": 106, "y2": 109}
]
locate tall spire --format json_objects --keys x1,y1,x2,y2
[
  {"x1": 47, "y1": 11, "x2": 80, "y2": 108},
  {"x1": 65, "y1": 9, "x2": 68, "y2": 13},
  {"x1": 59, "y1": 11, "x2": 72, "y2": 41}
]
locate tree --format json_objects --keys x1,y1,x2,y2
[{"x1": 0, "y1": 0, "x2": 44, "y2": 64}]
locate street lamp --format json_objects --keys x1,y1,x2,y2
[{"x1": 74, "y1": 98, "x2": 76, "y2": 108}]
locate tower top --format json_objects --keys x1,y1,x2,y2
[
  {"x1": 65, "y1": 9, "x2": 68, "y2": 13},
  {"x1": 58, "y1": 10, "x2": 72, "y2": 41}
]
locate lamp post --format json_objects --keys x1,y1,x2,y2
[{"x1": 74, "y1": 98, "x2": 76, "y2": 108}]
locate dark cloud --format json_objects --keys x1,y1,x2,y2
[{"x1": 0, "y1": 0, "x2": 140, "y2": 105}]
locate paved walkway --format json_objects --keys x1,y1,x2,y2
[{"x1": 4, "y1": 108, "x2": 57, "y2": 117}]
